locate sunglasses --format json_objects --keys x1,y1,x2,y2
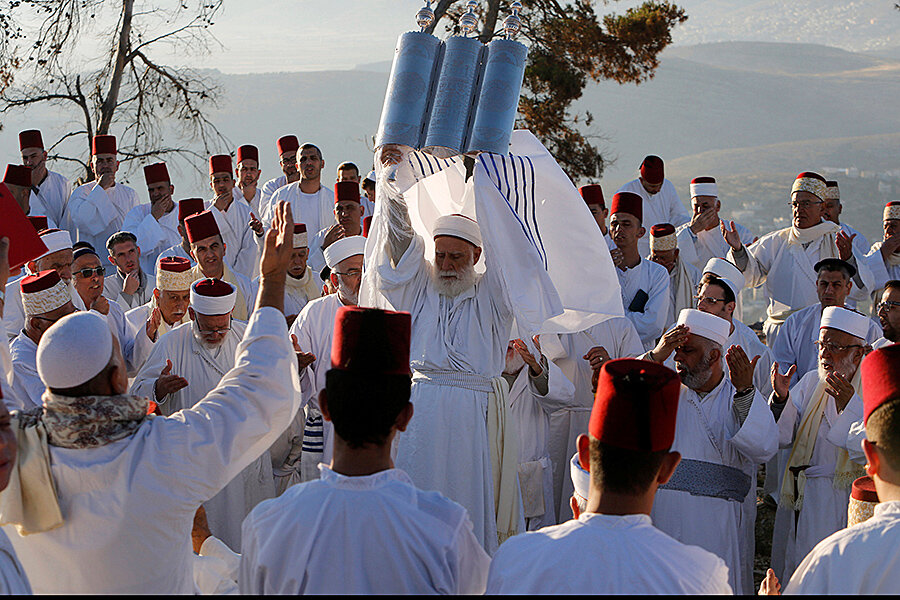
[{"x1": 74, "y1": 266, "x2": 106, "y2": 278}]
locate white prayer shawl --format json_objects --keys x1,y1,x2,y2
[
  {"x1": 158, "y1": 242, "x2": 195, "y2": 266},
  {"x1": 676, "y1": 218, "x2": 756, "y2": 270},
  {"x1": 194, "y1": 535, "x2": 240, "y2": 595},
  {"x1": 9, "y1": 332, "x2": 42, "y2": 411},
  {"x1": 128, "y1": 319, "x2": 276, "y2": 551},
  {"x1": 276, "y1": 266, "x2": 321, "y2": 318},
  {"x1": 233, "y1": 186, "x2": 261, "y2": 215},
  {"x1": 122, "y1": 203, "x2": 181, "y2": 276},
  {"x1": 4, "y1": 308, "x2": 299, "y2": 594},
  {"x1": 103, "y1": 269, "x2": 156, "y2": 310},
  {"x1": 770, "y1": 369, "x2": 863, "y2": 582},
  {"x1": 259, "y1": 174, "x2": 288, "y2": 218},
  {"x1": 66, "y1": 181, "x2": 140, "y2": 256},
  {"x1": 206, "y1": 197, "x2": 260, "y2": 279},
  {"x1": 872, "y1": 336, "x2": 894, "y2": 349},
  {"x1": 506, "y1": 358, "x2": 576, "y2": 530},
  {"x1": 240, "y1": 466, "x2": 490, "y2": 594},
  {"x1": 27, "y1": 170, "x2": 70, "y2": 230},
  {"x1": 617, "y1": 258, "x2": 671, "y2": 351},
  {"x1": 772, "y1": 303, "x2": 881, "y2": 387},
  {"x1": 651, "y1": 376, "x2": 777, "y2": 594},
  {"x1": 265, "y1": 183, "x2": 335, "y2": 244},
  {"x1": 545, "y1": 318, "x2": 643, "y2": 522},
  {"x1": 617, "y1": 178, "x2": 691, "y2": 257},
  {"x1": 665, "y1": 256, "x2": 701, "y2": 328},
  {"x1": 485, "y1": 512, "x2": 732, "y2": 594},
  {"x1": 124, "y1": 299, "x2": 189, "y2": 373},
  {"x1": 784, "y1": 501, "x2": 900, "y2": 594}
]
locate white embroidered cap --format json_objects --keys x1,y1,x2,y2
[
  {"x1": 37, "y1": 311, "x2": 114, "y2": 389},
  {"x1": 570, "y1": 452, "x2": 590, "y2": 502},
  {"x1": 677, "y1": 308, "x2": 730, "y2": 347},
  {"x1": 324, "y1": 235, "x2": 366, "y2": 269},
  {"x1": 190, "y1": 278, "x2": 237, "y2": 316},
  {"x1": 21, "y1": 270, "x2": 71, "y2": 316},
  {"x1": 433, "y1": 214, "x2": 482, "y2": 247},
  {"x1": 155, "y1": 256, "x2": 194, "y2": 292},
  {"x1": 820, "y1": 306, "x2": 870, "y2": 341}
]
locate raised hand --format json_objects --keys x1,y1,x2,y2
[
  {"x1": 378, "y1": 143, "x2": 405, "y2": 167},
  {"x1": 123, "y1": 270, "x2": 140, "y2": 295},
  {"x1": 322, "y1": 223, "x2": 345, "y2": 249},
  {"x1": 145, "y1": 306, "x2": 162, "y2": 341},
  {"x1": 824, "y1": 370, "x2": 855, "y2": 412},
  {"x1": 91, "y1": 294, "x2": 110, "y2": 315},
  {"x1": 291, "y1": 334, "x2": 316, "y2": 371},
  {"x1": 689, "y1": 208, "x2": 718, "y2": 234},
  {"x1": 771, "y1": 361, "x2": 796, "y2": 402},
  {"x1": 98, "y1": 172, "x2": 115, "y2": 190},
  {"x1": 725, "y1": 345, "x2": 759, "y2": 392},
  {"x1": 248, "y1": 212, "x2": 264, "y2": 237},
  {"x1": 836, "y1": 230, "x2": 855, "y2": 261},
  {"x1": 720, "y1": 219, "x2": 742, "y2": 251},
  {"x1": 259, "y1": 201, "x2": 293, "y2": 279},
  {"x1": 583, "y1": 345, "x2": 611, "y2": 372},
  {"x1": 758, "y1": 568, "x2": 781, "y2": 595},
  {"x1": 609, "y1": 247, "x2": 625, "y2": 270},
  {"x1": 649, "y1": 324, "x2": 690, "y2": 363},
  {"x1": 154, "y1": 359, "x2": 189, "y2": 400},
  {"x1": 512, "y1": 336, "x2": 543, "y2": 376}
]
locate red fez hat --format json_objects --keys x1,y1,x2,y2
[
  {"x1": 796, "y1": 171, "x2": 826, "y2": 183},
  {"x1": 589, "y1": 358, "x2": 681, "y2": 452},
  {"x1": 19, "y1": 130, "x2": 44, "y2": 151},
  {"x1": 143, "y1": 162, "x2": 170, "y2": 186},
  {"x1": 826, "y1": 180, "x2": 838, "y2": 188},
  {"x1": 650, "y1": 223, "x2": 676, "y2": 237},
  {"x1": 294, "y1": 223, "x2": 307, "y2": 234},
  {"x1": 91, "y1": 135, "x2": 117, "y2": 156},
  {"x1": 640, "y1": 155, "x2": 664, "y2": 184},
  {"x1": 362, "y1": 215, "x2": 373, "y2": 238},
  {"x1": 335, "y1": 181, "x2": 361, "y2": 204},
  {"x1": 178, "y1": 198, "x2": 205, "y2": 223},
  {"x1": 851, "y1": 476, "x2": 879, "y2": 503},
  {"x1": 184, "y1": 210, "x2": 221, "y2": 243},
  {"x1": 192, "y1": 277, "x2": 234, "y2": 297},
  {"x1": 276, "y1": 135, "x2": 300, "y2": 155},
  {"x1": 21, "y1": 269, "x2": 62, "y2": 294},
  {"x1": 236, "y1": 144, "x2": 259, "y2": 164},
  {"x1": 862, "y1": 344, "x2": 900, "y2": 425},
  {"x1": 28, "y1": 216, "x2": 49, "y2": 232},
  {"x1": 610, "y1": 191, "x2": 643, "y2": 222},
  {"x1": 331, "y1": 306, "x2": 412, "y2": 376},
  {"x1": 158, "y1": 256, "x2": 192, "y2": 273},
  {"x1": 691, "y1": 176, "x2": 715, "y2": 184},
  {"x1": 4, "y1": 164, "x2": 32, "y2": 187},
  {"x1": 209, "y1": 154, "x2": 232, "y2": 176},
  {"x1": 580, "y1": 184, "x2": 605, "y2": 209}
]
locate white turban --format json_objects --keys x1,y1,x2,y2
[
  {"x1": 690, "y1": 182, "x2": 718, "y2": 198},
  {"x1": 570, "y1": 452, "x2": 590, "y2": 502},
  {"x1": 820, "y1": 306, "x2": 870, "y2": 341},
  {"x1": 702, "y1": 258, "x2": 745, "y2": 299},
  {"x1": 190, "y1": 279, "x2": 237, "y2": 316},
  {"x1": 324, "y1": 235, "x2": 366, "y2": 269},
  {"x1": 37, "y1": 311, "x2": 113, "y2": 389},
  {"x1": 677, "y1": 308, "x2": 730, "y2": 347},
  {"x1": 36, "y1": 230, "x2": 73, "y2": 260},
  {"x1": 433, "y1": 214, "x2": 482, "y2": 248}
]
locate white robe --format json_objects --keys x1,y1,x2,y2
[
  {"x1": 102, "y1": 268, "x2": 156, "y2": 310},
  {"x1": 67, "y1": 181, "x2": 140, "y2": 254},
  {"x1": 122, "y1": 203, "x2": 181, "y2": 276},
  {"x1": 616, "y1": 258, "x2": 671, "y2": 351},
  {"x1": 265, "y1": 183, "x2": 334, "y2": 240},
  {"x1": 265, "y1": 266, "x2": 321, "y2": 319},
  {"x1": 617, "y1": 178, "x2": 691, "y2": 257},
  {"x1": 784, "y1": 500, "x2": 900, "y2": 594},
  {"x1": 129, "y1": 319, "x2": 276, "y2": 551},
  {"x1": 9, "y1": 331, "x2": 42, "y2": 411},
  {"x1": 664, "y1": 257, "x2": 701, "y2": 328},
  {"x1": 206, "y1": 198, "x2": 260, "y2": 279},
  {"x1": 505, "y1": 358, "x2": 576, "y2": 530},
  {"x1": 651, "y1": 376, "x2": 778, "y2": 594},
  {"x1": 124, "y1": 300, "x2": 189, "y2": 373},
  {"x1": 259, "y1": 175, "x2": 288, "y2": 217},
  {"x1": 4, "y1": 307, "x2": 298, "y2": 594},
  {"x1": 486, "y1": 512, "x2": 732, "y2": 594},
  {"x1": 545, "y1": 318, "x2": 644, "y2": 521},
  {"x1": 770, "y1": 370, "x2": 862, "y2": 582},
  {"x1": 190, "y1": 264, "x2": 257, "y2": 323},
  {"x1": 0, "y1": 530, "x2": 30, "y2": 595},
  {"x1": 865, "y1": 240, "x2": 900, "y2": 306},
  {"x1": 233, "y1": 186, "x2": 261, "y2": 215},
  {"x1": 28, "y1": 170, "x2": 70, "y2": 230},
  {"x1": 374, "y1": 235, "x2": 515, "y2": 554},
  {"x1": 239, "y1": 466, "x2": 491, "y2": 595},
  {"x1": 676, "y1": 219, "x2": 757, "y2": 270}
]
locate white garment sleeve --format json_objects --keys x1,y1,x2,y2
[
  {"x1": 726, "y1": 388, "x2": 778, "y2": 464},
  {"x1": 825, "y1": 394, "x2": 865, "y2": 465},
  {"x1": 626, "y1": 264, "x2": 671, "y2": 350},
  {"x1": 729, "y1": 234, "x2": 775, "y2": 290},
  {"x1": 128, "y1": 326, "x2": 174, "y2": 403},
  {"x1": 675, "y1": 224, "x2": 701, "y2": 267},
  {"x1": 531, "y1": 357, "x2": 578, "y2": 414},
  {"x1": 68, "y1": 183, "x2": 117, "y2": 236},
  {"x1": 452, "y1": 516, "x2": 491, "y2": 595},
  {"x1": 123, "y1": 207, "x2": 172, "y2": 260}
]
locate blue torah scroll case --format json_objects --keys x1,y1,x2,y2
[{"x1": 375, "y1": 1, "x2": 528, "y2": 158}]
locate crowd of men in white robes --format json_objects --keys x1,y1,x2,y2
[{"x1": 0, "y1": 129, "x2": 899, "y2": 594}]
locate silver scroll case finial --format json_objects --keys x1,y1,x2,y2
[
  {"x1": 460, "y1": 0, "x2": 479, "y2": 37},
  {"x1": 503, "y1": 1, "x2": 522, "y2": 40},
  {"x1": 416, "y1": 1, "x2": 435, "y2": 32}
]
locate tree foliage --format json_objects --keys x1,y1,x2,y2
[
  {"x1": 428, "y1": 0, "x2": 687, "y2": 180},
  {"x1": 0, "y1": 0, "x2": 228, "y2": 179}
]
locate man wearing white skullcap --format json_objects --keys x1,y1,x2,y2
[
  {"x1": 288, "y1": 234, "x2": 366, "y2": 485},
  {"x1": 9, "y1": 270, "x2": 76, "y2": 410},
  {"x1": 0, "y1": 201, "x2": 301, "y2": 594},
  {"x1": 130, "y1": 276, "x2": 277, "y2": 551},
  {"x1": 644, "y1": 308, "x2": 777, "y2": 593},
  {"x1": 769, "y1": 305, "x2": 872, "y2": 584}
]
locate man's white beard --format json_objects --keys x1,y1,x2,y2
[
  {"x1": 676, "y1": 351, "x2": 716, "y2": 390},
  {"x1": 192, "y1": 321, "x2": 227, "y2": 355},
  {"x1": 337, "y1": 279, "x2": 359, "y2": 305},
  {"x1": 818, "y1": 354, "x2": 858, "y2": 383},
  {"x1": 429, "y1": 262, "x2": 477, "y2": 297}
]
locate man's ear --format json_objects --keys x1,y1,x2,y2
[
  {"x1": 864, "y1": 438, "x2": 880, "y2": 479},
  {"x1": 330, "y1": 272, "x2": 339, "y2": 289},
  {"x1": 570, "y1": 495, "x2": 581, "y2": 520},
  {"x1": 673, "y1": 248, "x2": 680, "y2": 260},
  {"x1": 319, "y1": 389, "x2": 332, "y2": 423},
  {"x1": 657, "y1": 451, "x2": 681, "y2": 485},
  {"x1": 395, "y1": 402, "x2": 414, "y2": 432},
  {"x1": 107, "y1": 255, "x2": 116, "y2": 266},
  {"x1": 188, "y1": 307, "x2": 195, "y2": 321},
  {"x1": 577, "y1": 433, "x2": 590, "y2": 472},
  {"x1": 153, "y1": 288, "x2": 160, "y2": 300},
  {"x1": 637, "y1": 225, "x2": 646, "y2": 239},
  {"x1": 472, "y1": 246, "x2": 482, "y2": 264}
]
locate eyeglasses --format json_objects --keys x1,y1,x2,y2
[
  {"x1": 74, "y1": 266, "x2": 106, "y2": 278},
  {"x1": 790, "y1": 200, "x2": 823, "y2": 209},
  {"x1": 333, "y1": 269, "x2": 362, "y2": 278},
  {"x1": 877, "y1": 300, "x2": 900, "y2": 314},
  {"x1": 33, "y1": 308, "x2": 76, "y2": 324},
  {"x1": 197, "y1": 326, "x2": 231, "y2": 336},
  {"x1": 814, "y1": 340, "x2": 864, "y2": 354},
  {"x1": 695, "y1": 295, "x2": 726, "y2": 306}
]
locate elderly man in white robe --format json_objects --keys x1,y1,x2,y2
[
  {"x1": 617, "y1": 155, "x2": 690, "y2": 257},
  {"x1": 206, "y1": 154, "x2": 260, "y2": 279},
  {"x1": 768, "y1": 306, "x2": 871, "y2": 583},
  {"x1": 121, "y1": 162, "x2": 182, "y2": 276},
  {"x1": 129, "y1": 276, "x2": 279, "y2": 551},
  {"x1": 502, "y1": 336, "x2": 576, "y2": 530},
  {"x1": 0, "y1": 201, "x2": 299, "y2": 594},
  {"x1": 124, "y1": 256, "x2": 193, "y2": 371},
  {"x1": 725, "y1": 171, "x2": 874, "y2": 348},
  {"x1": 487, "y1": 359, "x2": 732, "y2": 594},
  {"x1": 648, "y1": 223, "x2": 700, "y2": 327},
  {"x1": 102, "y1": 231, "x2": 156, "y2": 310},
  {"x1": 865, "y1": 201, "x2": 900, "y2": 308},
  {"x1": 9, "y1": 270, "x2": 77, "y2": 410},
  {"x1": 644, "y1": 309, "x2": 778, "y2": 593},
  {"x1": 158, "y1": 198, "x2": 204, "y2": 266},
  {"x1": 19, "y1": 129, "x2": 69, "y2": 229},
  {"x1": 259, "y1": 135, "x2": 301, "y2": 214},
  {"x1": 265, "y1": 143, "x2": 335, "y2": 236},
  {"x1": 266, "y1": 223, "x2": 320, "y2": 326},
  {"x1": 66, "y1": 135, "x2": 140, "y2": 254}
]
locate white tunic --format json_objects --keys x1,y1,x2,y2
[
  {"x1": 676, "y1": 219, "x2": 756, "y2": 270},
  {"x1": 102, "y1": 269, "x2": 156, "y2": 310},
  {"x1": 784, "y1": 500, "x2": 900, "y2": 594},
  {"x1": 664, "y1": 257, "x2": 701, "y2": 328},
  {"x1": 206, "y1": 198, "x2": 260, "y2": 279},
  {"x1": 129, "y1": 319, "x2": 276, "y2": 551},
  {"x1": 9, "y1": 331, "x2": 41, "y2": 410},
  {"x1": 259, "y1": 175, "x2": 288, "y2": 217},
  {"x1": 651, "y1": 376, "x2": 778, "y2": 594},
  {"x1": 4, "y1": 308, "x2": 298, "y2": 595},
  {"x1": 239, "y1": 466, "x2": 491, "y2": 595},
  {"x1": 0, "y1": 530, "x2": 30, "y2": 595},
  {"x1": 486, "y1": 512, "x2": 732, "y2": 594},
  {"x1": 546, "y1": 318, "x2": 644, "y2": 521},
  {"x1": 28, "y1": 170, "x2": 70, "y2": 229},
  {"x1": 616, "y1": 258, "x2": 671, "y2": 351},
  {"x1": 865, "y1": 240, "x2": 900, "y2": 298},
  {"x1": 121, "y1": 203, "x2": 181, "y2": 276},
  {"x1": 124, "y1": 300, "x2": 189, "y2": 373},
  {"x1": 617, "y1": 178, "x2": 690, "y2": 257},
  {"x1": 67, "y1": 181, "x2": 141, "y2": 254},
  {"x1": 233, "y1": 186, "x2": 262, "y2": 215},
  {"x1": 3, "y1": 278, "x2": 86, "y2": 341},
  {"x1": 265, "y1": 183, "x2": 334, "y2": 240}
]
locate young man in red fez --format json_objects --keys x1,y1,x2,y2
[
  {"x1": 260, "y1": 135, "x2": 301, "y2": 215},
  {"x1": 19, "y1": 129, "x2": 71, "y2": 228},
  {"x1": 608, "y1": 191, "x2": 671, "y2": 351},
  {"x1": 67, "y1": 134, "x2": 140, "y2": 258},
  {"x1": 617, "y1": 155, "x2": 690, "y2": 257},
  {"x1": 724, "y1": 171, "x2": 874, "y2": 348},
  {"x1": 240, "y1": 306, "x2": 491, "y2": 594},
  {"x1": 234, "y1": 144, "x2": 262, "y2": 213},
  {"x1": 206, "y1": 154, "x2": 261, "y2": 279},
  {"x1": 487, "y1": 358, "x2": 732, "y2": 594},
  {"x1": 158, "y1": 198, "x2": 205, "y2": 266},
  {"x1": 306, "y1": 181, "x2": 365, "y2": 277},
  {"x1": 648, "y1": 222, "x2": 701, "y2": 327},
  {"x1": 3, "y1": 165, "x2": 33, "y2": 216},
  {"x1": 266, "y1": 143, "x2": 335, "y2": 237},
  {"x1": 579, "y1": 184, "x2": 613, "y2": 248},
  {"x1": 122, "y1": 162, "x2": 181, "y2": 275}
]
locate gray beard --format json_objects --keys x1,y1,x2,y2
[
  {"x1": 677, "y1": 353, "x2": 716, "y2": 390},
  {"x1": 817, "y1": 355, "x2": 857, "y2": 384},
  {"x1": 191, "y1": 321, "x2": 227, "y2": 356},
  {"x1": 429, "y1": 262, "x2": 477, "y2": 297}
]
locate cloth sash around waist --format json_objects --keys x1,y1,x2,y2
[
  {"x1": 412, "y1": 369, "x2": 494, "y2": 393},
  {"x1": 659, "y1": 458, "x2": 752, "y2": 503}
]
